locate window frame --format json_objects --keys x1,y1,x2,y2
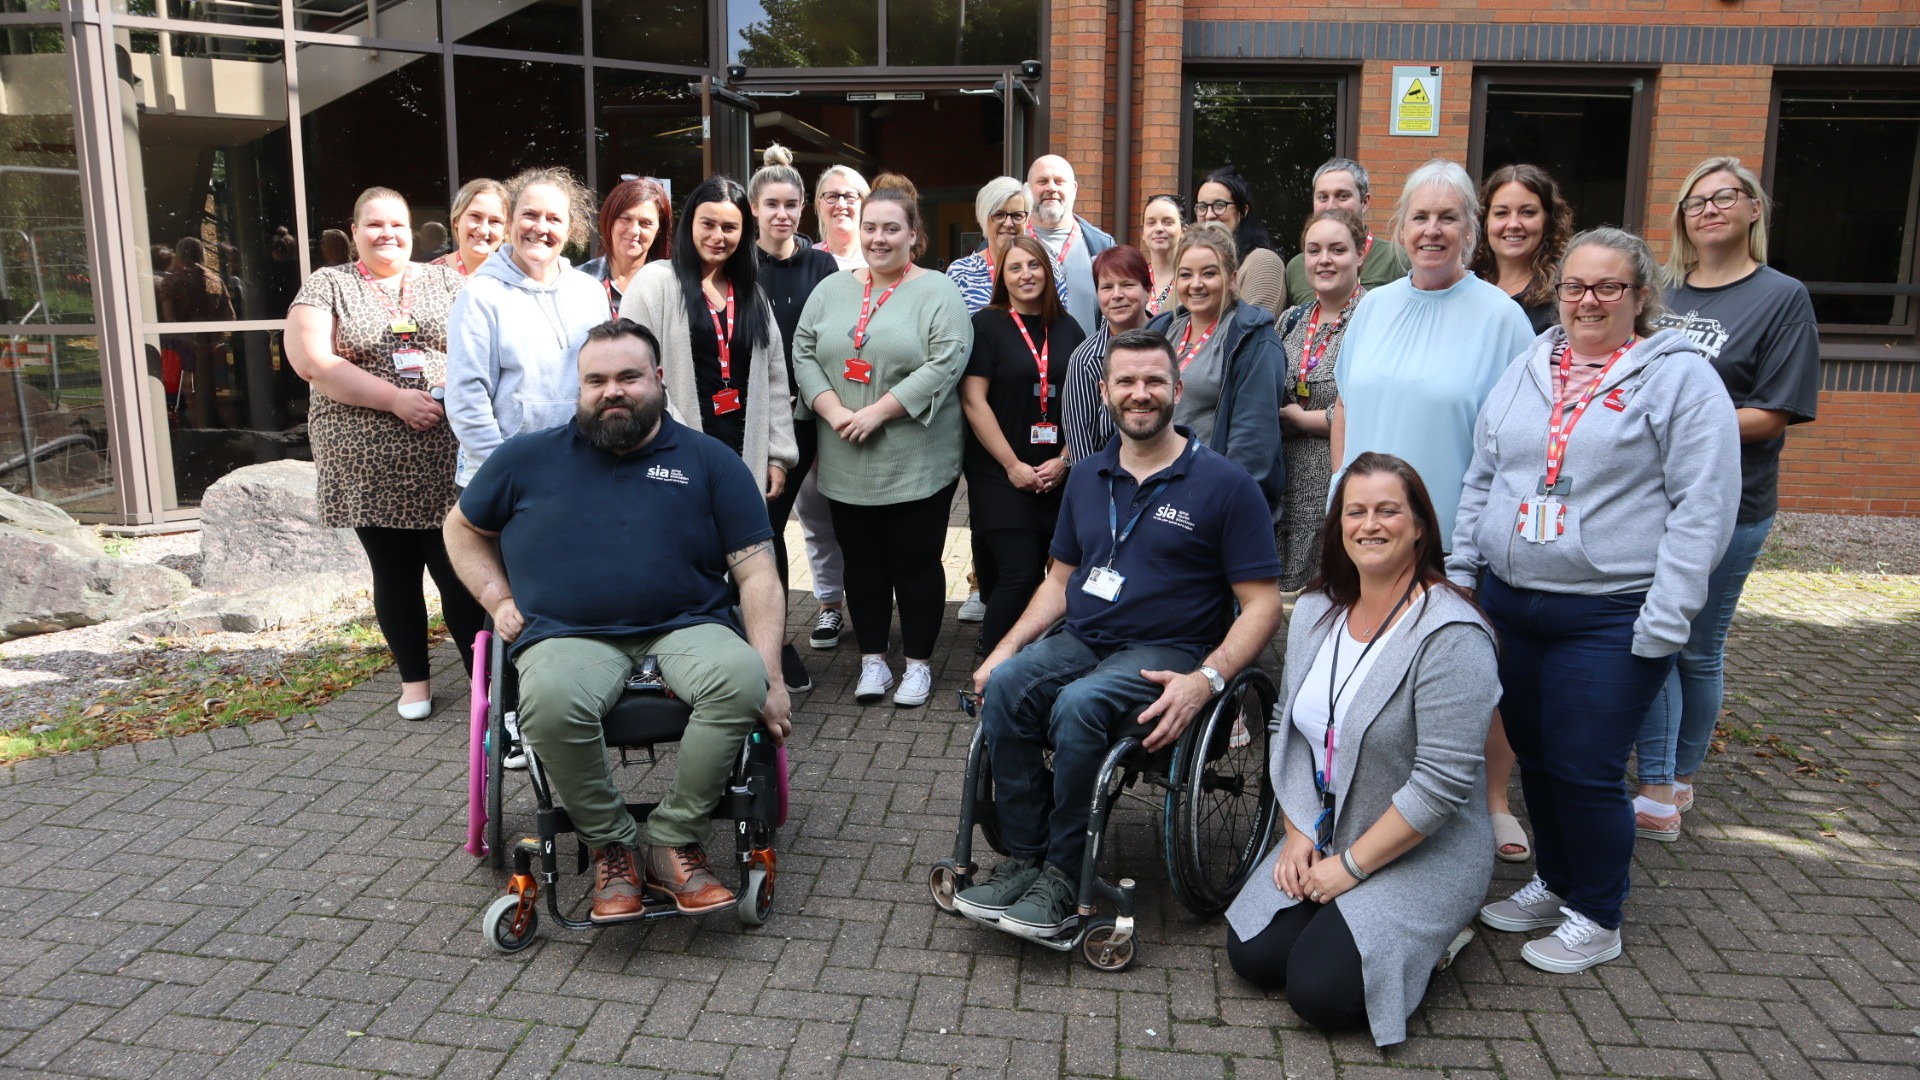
[
  {"x1": 1179, "y1": 63, "x2": 1358, "y2": 240},
  {"x1": 1467, "y1": 65, "x2": 1655, "y2": 235}
]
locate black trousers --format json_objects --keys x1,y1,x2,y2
[
  {"x1": 827, "y1": 480, "x2": 958, "y2": 658},
  {"x1": 974, "y1": 527, "x2": 1049, "y2": 653},
  {"x1": 353, "y1": 526, "x2": 485, "y2": 683},
  {"x1": 1226, "y1": 900, "x2": 1371, "y2": 1033},
  {"x1": 766, "y1": 419, "x2": 818, "y2": 594}
]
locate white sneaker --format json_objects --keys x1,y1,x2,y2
[
  {"x1": 502, "y1": 710, "x2": 527, "y2": 770},
  {"x1": 894, "y1": 662, "x2": 932, "y2": 707},
  {"x1": 1522, "y1": 908, "x2": 1623, "y2": 973},
  {"x1": 855, "y1": 655, "x2": 894, "y2": 704},
  {"x1": 1479, "y1": 874, "x2": 1566, "y2": 932},
  {"x1": 957, "y1": 591, "x2": 986, "y2": 623}
]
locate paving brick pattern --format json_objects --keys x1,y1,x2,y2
[{"x1": 4, "y1": 565, "x2": 1918, "y2": 1078}]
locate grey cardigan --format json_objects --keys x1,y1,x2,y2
[
  {"x1": 1226, "y1": 587, "x2": 1500, "y2": 1047},
  {"x1": 619, "y1": 261, "x2": 799, "y2": 487}
]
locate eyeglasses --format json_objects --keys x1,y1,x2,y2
[
  {"x1": 990, "y1": 209, "x2": 1030, "y2": 224},
  {"x1": 1679, "y1": 187, "x2": 1748, "y2": 216},
  {"x1": 1554, "y1": 280, "x2": 1633, "y2": 303},
  {"x1": 1193, "y1": 199, "x2": 1235, "y2": 216},
  {"x1": 820, "y1": 191, "x2": 861, "y2": 205}
]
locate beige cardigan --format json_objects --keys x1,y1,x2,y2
[{"x1": 619, "y1": 261, "x2": 799, "y2": 488}]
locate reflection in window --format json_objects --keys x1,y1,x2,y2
[
  {"x1": 111, "y1": 0, "x2": 281, "y2": 30},
  {"x1": 1189, "y1": 80, "x2": 1339, "y2": 260},
  {"x1": 1771, "y1": 85, "x2": 1920, "y2": 332},
  {"x1": 1481, "y1": 85, "x2": 1634, "y2": 233},
  {"x1": 455, "y1": 56, "x2": 586, "y2": 192},
  {"x1": 0, "y1": 335, "x2": 115, "y2": 515},
  {"x1": 296, "y1": 0, "x2": 439, "y2": 40},
  {"x1": 454, "y1": 0, "x2": 581, "y2": 55},
  {"x1": 887, "y1": 0, "x2": 1038, "y2": 67},
  {"x1": 593, "y1": 69, "x2": 702, "y2": 211},
  {"x1": 143, "y1": 329, "x2": 294, "y2": 509},
  {"x1": 298, "y1": 47, "x2": 448, "y2": 253},
  {"x1": 597, "y1": 0, "x2": 707, "y2": 67},
  {"x1": 0, "y1": 27, "x2": 92, "y2": 325},
  {"x1": 730, "y1": 0, "x2": 877, "y2": 68}
]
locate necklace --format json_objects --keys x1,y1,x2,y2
[{"x1": 1350, "y1": 575, "x2": 1418, "y2": 640}]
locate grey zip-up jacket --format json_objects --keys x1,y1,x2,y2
[
  {"x1": 1446, "y1": 326, "x2": 1740, "y2": 657},
  {"x1": 446, "y1": 246, "x2": 608, "y2": 485}
]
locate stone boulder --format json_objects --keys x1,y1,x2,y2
[
  {"x1": 125, "y1": 573, "x2": 357, "y2": 637},
  {"x1": 0, "y1": 489, "x2": 192, "y2": 641},
  {"x1": 199, "y1": 461, "x2": 369, "y2": 594}
]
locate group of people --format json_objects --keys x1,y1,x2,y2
[{"x1": 280, "y1": 144, "x2": 1819, "y2": 1043}]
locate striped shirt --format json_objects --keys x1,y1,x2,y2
[{"x1": 1063, "y1": 322, "x2": 1117, "y2": 463}]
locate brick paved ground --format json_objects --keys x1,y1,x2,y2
[{"x1": 4, "y1": 544, "x2": 1918, "y2": 1078}]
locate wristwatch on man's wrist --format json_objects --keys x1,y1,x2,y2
[{"x1": 1198, "y1": 664, "x2": 1226, "y2": 694}]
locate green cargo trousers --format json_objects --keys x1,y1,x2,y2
[{"x1": 513, "y1": 622, "x2": 768, "y2": 851}]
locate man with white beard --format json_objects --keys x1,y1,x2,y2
[{"x1": 1025, "y1": 155, "x2": 1116, "y2": 334}]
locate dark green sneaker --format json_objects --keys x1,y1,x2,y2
[
  {"x1": 953, "y1": 857, "x2": 1041, "y2": 921},
  {"x1": 998, "y1": 864, "x2": 1079, "y2": 940}
]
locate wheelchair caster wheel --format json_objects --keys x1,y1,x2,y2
[
  {"x1": 737, "y1": 867, "x2": 774, "y2": 927},
  {"x1": 928, "y1": 863, "x2": 971, "y2": 914},
  {"x1": 482, "y1": 894, "x2": 539, "y2": 953},
  {"x1": 1079, "y1": 919, "x2": 1136, "y2": 972}
]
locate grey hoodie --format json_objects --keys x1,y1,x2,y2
[
  {"x1": 446, "y1": 246, "x2": 609, "y2": 485},
  {"x1": 1446, "y1": 326, "x2": 1740, "y2": 657}
]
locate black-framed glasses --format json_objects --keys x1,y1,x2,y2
[
  {"x1": 1193, "y1": 199, "x2": 1234, "y2": 216},
  {"x1": 1554, "y1": 280, "x2": 1632, "y2": 303},
  {"x1": 989, "y1": 209, "x2": 1031, "y2": 224},
  {"x1": 1679, "y1": 187, "x2": 1748, "y2": 216},
  {"x1": 820, "y1": 191, "x2": 862, "y2": 205}
]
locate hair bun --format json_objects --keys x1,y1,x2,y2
[
  {"x1": 764, "y1": 143, "x2": 794, "y2": 168},
  {"x1": 871, "y1": 172, "x2": 919, "y2": 201}
]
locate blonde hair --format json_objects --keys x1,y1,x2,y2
[
  {"x1": 504, "y1": 166, "x2": 596, "y2": 249},
  {"x1": 1665, "y1": 156, "x2": 1771, "y2": 284},
  {"x1": 352, "y1": 186, "x2": 408, "y2": 225},
  {"x1": 749, "y1": 143, "x2": 806, "y2": 203},
  {"x1": 1174, "y1": 220, "x2": 1240, "y2": 285},
  {"x1": 814, "y1": 163, "x2": 870, "y2": 203},
  {"x1": 448, "y1": 178, "x2": 507, "y2": 231}
]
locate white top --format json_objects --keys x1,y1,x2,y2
[
  {"x1": 1290, "y1": 610, "x2": 1404, "y2": 787},
  {"x1": 828, "y1": 248, "x2": 865, "y2": 271}
]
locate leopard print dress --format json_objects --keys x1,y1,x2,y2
[{"x1": 291, "y1": 263, "x2": 467, "y2": 529}]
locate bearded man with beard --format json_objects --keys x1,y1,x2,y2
[
  {"x1": 952, "y1": 327, "x2": 1284, "y2": 941},
  {"x1": 1024, "y1": 155, "x2": 1116, "y2": 336},
  {"x1": 445, "y1": 318, "x2": 793, "y2": 924}
]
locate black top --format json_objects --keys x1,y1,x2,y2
[
  {"x1": 1513, "y1": 292, "x2": 1556, "y2": 336},
  {"x1": 690, "y1": 290, "x2": 753, "y2": 456},
  {"x1": 755, "y1": 238, "x2": 841, "y2": 366},
  {"x1": 963, "y1": 308, "x2": 1087, "y2": 533}
]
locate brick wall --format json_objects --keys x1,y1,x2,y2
[{"x1": 1779, "y1": 393, "x2": 1920, "y2": 517}]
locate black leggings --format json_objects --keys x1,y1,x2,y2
[
  {"x1": 765, "y1": 419, "x2": 818, "y2": 593},
  {"x1": 827, "y1": 480, "x2": 958, "y2": 659},
  {"x1": 354, "y1": 526, "x2": 485, "y2": 683},
  {"x1": 1226, "y1": 901, "x2": 1370, "y2": 1032},
  {"x1": 975, "y1": 527, "x2": 1049, "y2": 653}
]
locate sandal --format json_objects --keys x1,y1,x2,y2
[{"x1": 1491, "y1": 811, "x2": 1531, "y2": 863}]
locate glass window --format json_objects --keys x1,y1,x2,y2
[
  {"x1": 111, "y1": 0, "x2": 282, "y2": 30},
  {"x1": 1480, "y1": 83, "x2": 1637, "y2": 233},
  {"x1": 455, "y1": 56, "x2": 586, "y2": 190},
  {"x1": 888, "y1": 0, "x2": 1038, "y2": 68},
  {"x1": 729, "y1": 0, "x2": 877, "y2": 68},
  {"x1": 0, "y1": 334, "x2": 115, "y2": 515},
  {"x1": 454, "y1": 0, "x2": 581, "y2": 56},
  {"x1": 296, "y1": 0, "x2": 439, "y2": 41},
  {"x1": 0, "y1": 27, "x2": 94, "y2": 325},
  {"x1": 598, "y1": 0, "x2": 707, "y2": 68},
  {"x1": 1188, "y1": 79, "x2": 1340, "y2": 260},
  {"x1": 143, "y1": 328, "x2": 295, "y2": 509},
  {"x1": 1771, "y1": 84, "x2": 1920, "y2": 334},
  {"x1": 297, "y1": 47, "x2": 448, "y2": 259},
  {"x1": 593, "y1": 69, "x2": 702, "y2": 209}
]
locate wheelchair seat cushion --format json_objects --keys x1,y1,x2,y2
[{"x1": 602, "y1": 691, "x2": 695, "y2": 747}]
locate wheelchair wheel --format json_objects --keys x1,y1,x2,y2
[
  {"x1": 485, "y1": 636, "x2": 509, "y2": 870},
  {"x1": 482, "y1": 894, "x2": 538, "y2": 953},
  {"x1": 1167, "y1": 670, "x2": 1279, "y2": 917},
  {"x1": 971, "y1": 738, "x2": 1008, "y2": 858},
  {"x1": 927, "y1": 862, "x2": 971, "y2": 914},
  {"x1": 737, "y1": 866, "x2": 774, "y2": 926},
  {"x1": 1079, "y1": 918, "x2": 1137, "y2": 972}
]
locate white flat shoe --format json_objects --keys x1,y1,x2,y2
[{"x1": 397, "y1": 696, "x2": 433, "y2": 721}]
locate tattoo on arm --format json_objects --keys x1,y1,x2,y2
[{"x1": 726, "y1": 539, "x2": 775, "y2": 572}]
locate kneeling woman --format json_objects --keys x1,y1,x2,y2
[{"x1": 1225, "y1": 452, "x2": 1500, "y2": 1046}]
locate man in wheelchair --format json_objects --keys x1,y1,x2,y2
[
  {"x1": 960, "y1": 328, "x2": 1284, "y2": 939},
  {"x1": 445, "y1": 318, "x2": 792, "y2": 924}
]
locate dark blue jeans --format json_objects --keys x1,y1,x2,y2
[
  {"x1": 980, "y1": 632, "x2": 1196, "y2": 877},
  {"x1": 1480, "y1": 574, "x2": 1676, "y2": 930}
]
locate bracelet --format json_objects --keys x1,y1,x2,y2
[{"x1": 1341, "y1": 849, "x2": 1370, "y2": 882}]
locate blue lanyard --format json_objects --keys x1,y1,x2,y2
[{"x1": 1103, "y1": 475, "x2": 1171, "y2": 569}]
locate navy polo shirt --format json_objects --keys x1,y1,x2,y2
[
  {"x1": 459, "y1": 414, "x2": 773, "y2": 654},
  {"x1": 1050, "y1": 427, "x2": 1281, "y2": 661}
]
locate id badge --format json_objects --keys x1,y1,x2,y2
[
  {"x1": 1082, "y1": 565, "x2": 1125, "y2": 602},
  {"x1": 711, "y1": 387, "x2": 742, "y2": 415},
  {"x1": 392, "y1": 348, "x2": 426, "y2": 375},
  {"x1": 1030, "y1": 422, "x2": 1059, "y2": 445},
  {"x1": 843, "y1": 358, "x2": 872, "y2": 384},
  {"x1": 1296, "y1": 379, "x2": 1311, "y2": 401},
  {"x1": 390, "y1": 319, "x2": 418, "y2": 336},
  {"x1": 1517, "y1": 496, "x2": 1564, "y2": 544}
]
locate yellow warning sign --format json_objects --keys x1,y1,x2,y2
[
  {"x1": 1401, "y1": 79, "x2": 1430, "y2": 104},
  {"x1": 1391, "y1": 65, "x2": 1442, "y2": 137}
]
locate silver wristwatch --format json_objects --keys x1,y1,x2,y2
[{"x1": 1198, "y1": 665, "x2": 1225, "y2": 694}]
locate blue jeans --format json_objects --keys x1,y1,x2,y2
[
  {"x1": 1635, "y1": 515, "x2": 1773, "y2": 785},
  {"x1": 980, "y1": 632, "x2": 1196, "y2": 877},
  {"x1": 1480, "y1": 575, "x2": 1676, "y2": 930}
]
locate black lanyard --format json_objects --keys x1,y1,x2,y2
[
  {"x1": 1312, "y1": 578, "x2": 1416, "y2": 850},
  {"x1": 1103, "y1": 475, "x2": 1171, "y2": 569}
]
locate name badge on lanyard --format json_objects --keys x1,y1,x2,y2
[
  {"x1": 1517, "y1": 339, "x2": 1632, "y2": 545},
  {"x1": 1085, "y1": 476, "x2": 1170, "y2": 603},
  {"x1": 846, "y1": 271, "x2": 900, "y2": 385}
]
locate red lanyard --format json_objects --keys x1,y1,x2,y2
[
  {"x1": 354, "y1": 261, "x2": 413, "y2": 322},
  {"x1": 1176, "y1": 316, "x2": 1220, "y2": 372},
  {"x1": 1361, "y1": 233, "x2": 1374, "y2": 263},
  {"x1": 853, "y1": 271, "x2": 901, "y2": 352},
  {"x1": 1027, "y1": 221, "x2": 1076, "y2": 273},
  {"x1": 707, "y1": 281, "x2": 735, "y2": 384},
  {"x1": 1545, "y1": 338, "x2": 1633, "y2": 491},
  {"x1": 1011, "y1": 311, "x2": 1051, "y2": 417},
  {"x1": 1299, "y1": 285, "x2": 1363, "y2": 387}
]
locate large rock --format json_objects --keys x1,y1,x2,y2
[
  {"x1": 199, "y1": 461, "x2": 369, "y2": 594},
  {"x1": 0, "y1": 489, "x2": 192, "y2": 641},
  {"x1": 125, "y1": 573, "x2": 358, "y2": 637}
]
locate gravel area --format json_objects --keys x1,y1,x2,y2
[{"x1": 1760, "y1": 511, "x2": 1920, "y2": 575}]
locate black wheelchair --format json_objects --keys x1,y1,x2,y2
[
  {"x1": 928, "y1": 650, "x2": 1279, "y2": 972},
  {"x1": 466, "y1": 625, "x2": 787, "y2": 953}
]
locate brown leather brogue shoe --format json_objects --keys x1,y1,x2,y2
[
  {"x1": 642, "y1": 842, "x2": 737, "y2": 914},
  {"x1": 590, "y1": 845, "x2": 646, "y2": 924}
]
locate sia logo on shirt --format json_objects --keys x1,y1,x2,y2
[
  {"x1": 1153, "y1": 504, "x2": 1196, "y2": 532},
  {"x1": 646, "y1": 465, "x2": 691, "y2": 485}
]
